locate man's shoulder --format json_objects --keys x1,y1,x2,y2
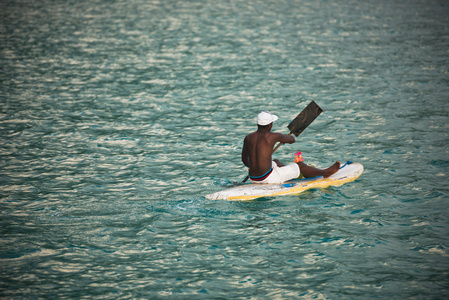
[
  {"x1": 267, "y1": 131, "x2": 283, "y2": 138},
  {"x1": 246, "y1": 131, "x2": 281, "y2": 138},
  {"x1": 245, "y1": 131, "x2": 258, "y2": 138}
]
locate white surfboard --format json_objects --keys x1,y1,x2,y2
[{"x1": 206, "y1": 162, "x2": 363, "y2": 201}]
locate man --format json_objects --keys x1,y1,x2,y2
[{"x1": 241, "y1": 111, "x2": 340, "y2": 184}]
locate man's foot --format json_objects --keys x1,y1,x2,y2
[{"x1": 323, "y1": 161, "x2": 340, "y2": 178}]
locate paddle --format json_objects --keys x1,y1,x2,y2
[{"x1": 242, "y1": 101, "x2": 323, "y2": 183}]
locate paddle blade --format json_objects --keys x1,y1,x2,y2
[{"x1": 287, "y1": 101, "x2": 323, "y2": 137}]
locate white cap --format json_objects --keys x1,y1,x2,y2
[{"x1": 257, "y1": 111, "x2": 278, "y2": 126}]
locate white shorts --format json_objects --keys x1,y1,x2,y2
[{"x1": 250, "y1": 161, "x2": 300, "y2": 184}]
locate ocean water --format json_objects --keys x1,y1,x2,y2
[{"x1": 1, "y1": 0, "x2": 448, "y2": 298}]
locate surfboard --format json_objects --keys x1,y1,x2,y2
[{"x1": 206, "y1": 161, "x2": 363, "y2": 201}]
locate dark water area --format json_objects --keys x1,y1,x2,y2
[{"x1": 1, "y1": 0, "x2": 448, "y2": 298}]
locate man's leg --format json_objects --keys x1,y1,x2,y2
[
  {"x1": 297, "y1": 161, "x2": 340, "y2": 178},
  {"x1": 273, "y1": 159, "x2": 285, "y2": 167}
]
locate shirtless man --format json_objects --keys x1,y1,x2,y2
[{"x1": 241, "y1": 111, "x2": 340, "y2": 184}]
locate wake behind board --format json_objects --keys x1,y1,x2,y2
[{"x1": 206, "y1": 162, "x2": 363, "y2": 201}]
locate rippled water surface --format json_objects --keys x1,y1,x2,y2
[{"x1": 1, "y1": 0, "x2": 448, "y2": 298}]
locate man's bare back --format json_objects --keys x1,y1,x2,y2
[{"x1": 241, "y1": 125, "x2": 294, "y2": 177}]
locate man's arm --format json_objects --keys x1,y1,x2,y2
[
  {"x1": 241, "y1": 137, "x2": 250, "y2": 168},
  {"x1": 274, "y1": 133, "x2": 295, "y2": 144}
]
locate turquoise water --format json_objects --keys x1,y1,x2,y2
[{"x1": 1, "y1": 0, "x2": 448, "y2": 298}]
